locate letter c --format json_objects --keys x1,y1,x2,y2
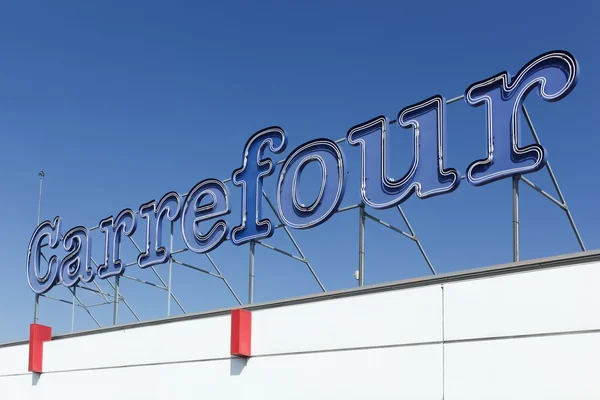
[{"x1": 26, "y1": 216, "x2": 62, "y2": 294}]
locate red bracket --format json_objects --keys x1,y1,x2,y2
[
  {"x1": 28, "y1": 323, "x2": 52, "y2": 373},
  {"x1": 230, "y1": 309, "x2": 252, "y2": 357}
]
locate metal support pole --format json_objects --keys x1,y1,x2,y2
[
  {"x1": 33, "y1": 171, "x2": 44, "y2": 324},
  {"x1": 512, "y1": 176, "x2": 520, "y2": 262},
  {"x1": 248, "y1": 240, "x2": 256, "y2": 304},
  {"x1": 248, "y1": 240, "x2": 255, "y2": 304},
  {"x1": 71, "y1": 286, "x2": 76, "y2": 332},
  {"x1": 33, "y1": 294, "x2": 40, "y2": 324},
  {"x1": 358, "y1": 204, "x2": 365, "y2": 287},
  {"x1": 167, "y1": 221, "x2": 174, "y2": 316},
  {"x1": 113, "y1": 276, "x2": 120, "y2": 325}
]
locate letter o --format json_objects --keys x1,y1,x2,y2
[{"x1": 277, "y1": 139, "x2": 346, "y2": 229}]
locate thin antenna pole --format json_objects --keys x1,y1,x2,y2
[
  {"x1": 33, "y1": 171, "x2": 45, "y2": 323},
  {"x1": 37, "y1": 171, "x2": 44, "y2": 225}
]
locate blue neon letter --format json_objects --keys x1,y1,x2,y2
[
  {"x1": 181, "y1": 179, "x2": 230, "y2": 253},
  {"x1": 231, "y1": 127, "x2": 287, "y2": 245},
  {"x1": 138, "y1": 192, "x2": 182, "y2": 269},
  {"x1": 465, "y1": 50, "x2": 579, "y2": 185},
  {"x1": 347, "y1": 95, "x2": 459, "y2": 209},
  {"x1": 97, "y1": 209, "x2": 137, "y2": 279},
  {"x1": 277, "y1": 139, "x2": 346, "y2": 229},
  {"x1": 26, "y1": 216, "x2": 62, "y2": 294},
  {"x1": 60, "y1": 226, "x2": 94, "y2": 287}
]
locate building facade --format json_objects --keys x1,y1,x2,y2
[{"x1": 2, "y1": 250, "x2": 599, "y2": 399}]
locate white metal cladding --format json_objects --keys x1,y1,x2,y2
[
  {"x1": 444, "y1": 333, "x2": 600, "y2": 399},
  {"x1": 0, "y1": 346, "x2": 445, "y2": 399},
  {"x1": 0, "y1": 251, "x2": 599, "y2": 399},
  {"x1": 0, "y1": 344, "x2": 28, "y2": 376},
  {"x1": 43, "y1": 315, "x2": 231, "y2": 372},
  {"x1": 443, "y1": 259, "x2": 600, "y2": 340},
  {"x1": 251, "y1": 285, "x2": 442, "y2": 355}
]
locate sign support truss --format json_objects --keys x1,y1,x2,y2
[{"x1": 510, "y1": 104, "x2": 586, "y2": 263}]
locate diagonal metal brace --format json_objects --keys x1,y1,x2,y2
[{"x1": 262, "y1": 190, "x2": 326, "y2": 292}]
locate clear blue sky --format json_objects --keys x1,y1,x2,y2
[{"x1": 1, "y1": 0, "x2": 598, "y2": 343}]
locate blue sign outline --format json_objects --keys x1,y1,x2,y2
[{"x1": 25, "y1": 50, "x2": 580, "y2": 295}]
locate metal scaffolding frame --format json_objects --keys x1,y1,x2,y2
[{"x1": 31, "y1": 95, "x2": 586, "y2": 333}]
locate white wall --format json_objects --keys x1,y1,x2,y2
[{"x1": 1, "y1": 256, "x2": 598, "y2": 400}]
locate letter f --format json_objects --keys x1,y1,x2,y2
[{"x1": 231, "y1": 126, "x2": 287, "y2": 245}]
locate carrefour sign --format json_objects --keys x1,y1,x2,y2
[{"x1": 27, "y1": 50, "x2": 579, "y2": 294}]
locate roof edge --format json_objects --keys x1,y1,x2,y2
[{"x1": 2, "y1": 249, "x2": 599, "y2": 348}]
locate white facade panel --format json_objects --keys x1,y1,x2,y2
[
  {"x1": 42, "y1": 315, "x2": 230, "y2": 372},
  {"x1": 252, "y1": 285, "x2": 442, "y2": 355},
  {"x1": 444, "y1": 332, "x2": 600, "y2": 400},
  {"x1": 443, "y1": 260, "x2": 600, "y2": 340},
  {"x1": 0, "y1": 344, "x2": 28, "y2": 376},
  {"x1": 1, "y1": 345, "x2": 442, "y2": 400},
  {"x1": 0, "y1": 375, "x2": 29, "y2": 400}
]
